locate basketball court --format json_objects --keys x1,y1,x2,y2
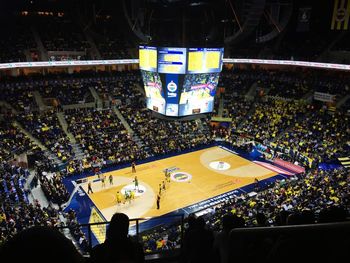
[{"x1": 81, "y1": 146, "x2": 277, "y2": 221}]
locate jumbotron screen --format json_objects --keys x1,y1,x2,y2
[
  {"x1": 141, "y1": 70, "x2": 166, "y2": 115},
  {"x1": 139, "y1": 46, "x2": 223, "y2": 117},
  {"x1": 187, "y1": 48, "x2": 224, "y2": 74},
  {"x1": 158, "y1": 47, "x2": 187, "y2": 74},
  {"x1": 139, "y1": 46, "x2": 157, "y2": 72},
  {"x1": 179, "y1": 73, "x2": 219, "y2": 116}
]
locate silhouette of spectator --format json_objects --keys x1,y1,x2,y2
[
  {"x1": 213, "y1": 213, "x2": 237, "y2": 263},
  {"x1": 318, "y1": 206, "x2": 347, "y2": 223},
  {"x1": 236, "y1": 215, "x2": 246, "y2": 228},
  {"x1": 300, "y1": 209, "x2": 315, "y2": 224},
  {"x1": 183, "y1": 216, "x2": 214, "y2": 263},
  {"x1": 254, "y1": 178, "x2": 260, "y2": 191},
  {"x1": 287, "y1": 212, "x2": 303, "y2": 225},
  {"x1": 0, "y1": 226, "x2": 84, "y2": 263},
  {"x1": 256, "y1": 212, "x2": 267, "y2": 227},
  {"x1": 275, "y1": 210, "x2": 291, "y2": 226},
  {"x1": 181, "y1": 214, "x2": 197, "y2": 261},
  {"x1": 90, "y1": 212, "x2": 144, "y2": 263}
]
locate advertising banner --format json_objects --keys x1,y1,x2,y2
[
  {"x1": 273, "y1": 158, "x2": 306, "y2": 174},
  {"x1": 314, "y1": 92, "x2": 336, "y2": 102}
]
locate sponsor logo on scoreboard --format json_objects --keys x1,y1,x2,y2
[
  {"x1": 167, "y1": 80, "x2": 177, "y2": 92},
  {"x1": 167, "y1": 80, "x2": 177, "y2": 97}
]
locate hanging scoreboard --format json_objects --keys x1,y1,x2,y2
[{"x1": 139, "y1": 46, "x2": 224, "y2": 116}]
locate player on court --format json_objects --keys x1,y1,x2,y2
[
  {"x1": 101, "y1": 174, "x2": 106, "y2": 188},
  {"x1": 130, "y1": 190, "x2": 135, "y2": 201},
  {"x1": 123, "y1": 191, "x2": 129, "y2": 204},
  {"x1": 158, "y1": 183, "x2": 162, "y2": 196},
  {"x1": 133, "y1": 176, "x2": 139, "y2": 192},
  {"x1": 109, "y1": 174, "x2": 113, "y2": 185},
  {"x1": 87, "y1": 181, "x2": 93, "y2": 194},
  {"x1": 165, "y1": 169, "x2": 171, "y2": 183},
  {"x1": 131, "y1": 161, "x2": 136, "y2": 173},
  {"x1": 116, "y1": 191, "x2": 122, "y2": 205}
]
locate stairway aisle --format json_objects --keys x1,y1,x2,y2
[
  {"x1": 56, "y1": 112, "x2": 85, "y2": 161},
  {"x1": 217, "y1": 95, "x2": 225, "y2": 117},
  {"x1": 113, "y1": 106, "x2": 147, "y2": 150},
  {"x1": 13, "y1": 120, "x2": 64, "y2": 168},
  {"x1": 33, "y1": 91, "x2": 49, "y2": 111},
  {"x1": 89, "y1": 86, "x2": 103, "y2": 109}
]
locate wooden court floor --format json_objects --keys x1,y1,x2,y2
[{"x1": 81, "y1": 146, "x2": 277, "y2": 221}]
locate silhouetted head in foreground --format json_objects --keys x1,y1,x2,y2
[
  {"x1": 90, "y1": 212, "x2": 145, "y2": 263},
  {"x1": 106, "y1": 212, "x2": 130, "y2": 242},
  {"x1": 0, "y1": 226, "x2": 83, "y2": 263}
]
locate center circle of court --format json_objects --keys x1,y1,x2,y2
[
  {"x1": 171, "y1": 172, "x2": 192, "y2": 182},
  {"x1": 209, "y1": 161, "x2": 231, "y2": 171},
  {"x1": 121, "y1": 184, "x2": 146, "y2": 197}
]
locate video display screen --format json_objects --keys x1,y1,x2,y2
[
  {"x1": 141, "y1": 70, "x2": 166, "y2": 115},
  {"x1": 187, "y1": 48, "x2": 224, "y2": 74},
  {"x1": 179, "y1": 73, "x2": 220, "y2": 116},
  {"x1": 139, "y1": 46, "x2": 157, "y2": 72},
  {"x1": 158, "y1": 47, "x2": 187, "y2": 74}
]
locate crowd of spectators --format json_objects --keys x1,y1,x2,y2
[
  {"x1": 37, "y1": 171, "x2": 70, "y2": 206},
  {"x1": 17, "y1": 110, "x2": 73, "y2": 162},
  {"x1": 142, "y1": 167, "x2": 349, "y2": 256},
  {"x1": 262, "y1": 76, "x2": 308, "y2": 99},
  {"x1": 220, "y1": 68, "x2": 350, "y2": 100},
  {"x1": 0, "y1": 200, "x2": 61, "y2": 247},
  {"x1": 93, "y1": 71, "x2": 143, "y2": 104},
  {"x1": 222, "y1": 99, "x2": 252, "y2": 130},
  {"x1": 0, "y1": 82, "x2": 37, "y2": 112},
  {"x1": 141, "y1": 220, "x2": 181, "y2": 253},
  {"x1": 0, "y1": 162, "x2": 29, "y2": 204},
  {"x1": 201, "y1": 168, "x2": 349, "y2": 230},
  {"x1": 237, "y1": 98, "x2": 307, "y2": 142},
  {"x1": 211, "y1": 96, "x2": 254, "y2": 140},
  {"x1": 38, "y1": 78, "x2": 94, "y2": 105},
  {"x1": 65, "y1": 108, "x2": 149, "y2": 168},
  {"x1": 0, "y1": 162, "x2": 62, "y2": 246},
  {"x1": 123, "y1": 107, "x2": 211, "y2": 155},
  {"x1": 280, "y1": 107, "x2": 350, "y2": 162},
  {"x1": 219, "y1": 69, "x2": 260, "y2": 96},
  {"x1": 0, "y1": 120, "x2": 37, "y2": 162},
  {"x1": 305, "y1": 71, "x2": 350, "y2": 97}
]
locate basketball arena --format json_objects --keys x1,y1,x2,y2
[{"x1": 0, "y1": 1, "x2": 349, "y2": 262}]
